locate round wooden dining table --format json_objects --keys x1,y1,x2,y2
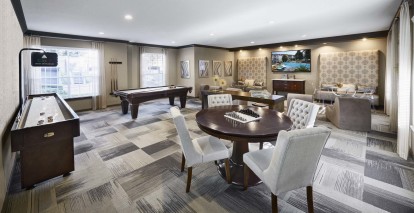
[{"x1": 195, "y1": 105, "x2": 292, "y2": 186}]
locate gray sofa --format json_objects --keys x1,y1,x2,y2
[{"x1": 326, "y1": 97, "x2": 371, "y2": 132}]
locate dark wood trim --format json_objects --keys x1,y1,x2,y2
[
  {"x1": 10, "y1": 0, "x2": 28, "y2": 33},
  {"x1": 175, "y1": 44, "x2": 230, "y2": 51},
  {"x1": 193, "y1": 44, "x2": 230, "y2": 51},
  {"x1": 228, "y1": 31, "x2": 388, "y2": 51},
  {"x1": 25, "y1": 30, "x2": 179, "y2": 49}
]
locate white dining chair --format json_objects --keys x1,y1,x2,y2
[
  {"x1": 170, "y1": 106, "x2": 231, "y2": 192},
  {"x1": 287, "y1": 99, "x2": 320, "y2": 130},
  {"x1": 243, "y1": 127, "x2": 331, "y2": 213},
  {"x1": 208, "y1": 94, "x2": 233, "y2": 107}
]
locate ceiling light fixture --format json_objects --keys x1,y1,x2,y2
[
  {"x1": 269, "y1": 21, "x2": 275, "y2": 24},
  {"x1": 295, "y1": 45, "x2": 298, "y2": 47},
  {"x1": 240, "y1": 50, "x2": 243, "y2": 52},
  {"x1": 259, "y1": 48, "x2": 262, "y2": 51},
  {"x1": 362, "y1": 38, "x2": 367, "y2": 41},
  {"x1": 280, "y1": 46, "x2": 283, "y2": 48},
  {"x1": 250, "y1": 41, "x2": 255, "y2": 44},
  {"x1": 124, "y1": 14, "x2": 133, "y2": 20},
  {"x1": 210, "y1": 33, "x2": 215, "y2": 36},
  {"x1": 302, "y1": 34, "x2": 307, "y2": 38},
  {"x1": 171, "y1": 41, "x2": 176, "y2": 44},
  {"x1": 98, "y1": 32, "x2": 104, "y2": 35},
  {"x1": 323, "y1": 43, "x2": 327, "y2": 45}
]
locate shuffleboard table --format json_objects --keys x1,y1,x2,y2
[{"x1": 113, "y1": 86, "x2": 192, "y2": 119}]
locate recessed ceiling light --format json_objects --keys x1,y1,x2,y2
[
  {"x1": 240, "y1": 50, "x2": 243, "y2": 52},
  {"x1": 362, "y1": 38, "x2": 367, "y2": 41},
  {"x1": 210, "y1": 33, "x2": 215, "y2": 36},
  {"x1": 98, "y1": 32, "x2": 104, "y2": 35},
  {"x1": 295, "y1": 45, "x2": 298, "y2": 47},
  {"x1": 269, "y1": 21, "x2": 275, "y2": 24},
  {"x1": 124, "y1": 14, "x2": 133, "y2": 20},
  {"x1": 250, "y1": 41, "x2": 255, "y2": 44},
  {"x1": 302, "y1": 34, "x2": 307, "y2": 38},
  {"x1": 259, "y1": 48, "x2": 262, "y2": 51},
  {"x1": 323, "y1": 43, "x2": 327, "y2": 45},
  {"x1": 171, "y1": 41, "x2": 176, "y2": 44},
  {"x1": 280, "y1": 46, "x2": 283, "y2": 48}
]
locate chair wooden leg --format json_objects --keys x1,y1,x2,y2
[
  {"x1": 186, "y1": 167, "x2": 192, "y2": 193},
  {"x1": 259, "y1": 142, "x2": 264, "y2": 150},
  {"x1": 243, "y1": 163, "x2": 249, "y2": 190},
  {"x1": 181, "y1": 153, "x2": 185, "y2": 172},
  {"x1": 224, "y1": 158, "x2": 231, "y2": 184},
  {"x1": 306, "y1": 186, "x2": 314, "y2": 213},
  {"x1": 271, "y1": 193, "x2": 278, "y2": 213}
]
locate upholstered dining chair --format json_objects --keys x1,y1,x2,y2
[
  {"x1": 286, "y1": 93, "x2": 313, "y2": 112},
  {"x1": 287, "y1": 99, "x2": 320, "y2": 130},
  {"x1": 207, "y1": 94, "x2": 233, "y2": 108},
  {"x1": 170, "y1": 106, "x2": 231, "y2": 192},
  {"x1": 243, "y1": 127, "x2": 331, "y2": 213}
]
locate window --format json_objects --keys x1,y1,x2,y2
[
  {"x1": 36, "y1": 47, "x2": 99, "y2": 98},
  {"x1": 140, "y1": 48, "x2": 165, "y2": 87}
]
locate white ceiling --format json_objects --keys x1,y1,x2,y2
[{"x1": 21, "y1": 0, "x2": 401, "y2": 48}]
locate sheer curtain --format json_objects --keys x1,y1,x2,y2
[
  {"x1": 397, "y1": 1, "x2": 411, "y2": 160},
  {"x1": 23, "y1": 36, "x2": 41, "y2": 96},
  {"x1": 140, "y1": 47, "x2": 166, "y2": 87},
  {"x1": 385, "y1": 21, "x2": 399, "y2": 133},
  {"x1": 92, "y1": 42, "x2": 106, "y2": 110}
]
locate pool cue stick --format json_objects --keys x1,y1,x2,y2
[
  {"x1": 114, "y1": 58, "x2": 117, "y2": 90},
  {"x1": 110, "y1": 58, "x2": 113, "y2": 92}
]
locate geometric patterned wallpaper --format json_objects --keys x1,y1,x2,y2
[
  {"x1": 319, "y1": 50, "x2": 379, "y2": 87},
  {"x1": 237, "y1": 57, "x2": 267, "y2": 84}
]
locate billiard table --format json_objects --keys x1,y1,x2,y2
[{"x1": 113, "y1": 86, "x2": 192, "y2": 119}]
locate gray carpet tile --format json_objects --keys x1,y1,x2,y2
[
  {"x1": 3, "y1": 98, "x2": 414, "y2": 212},
  {"x1": 98, "y1": 142, "x2": 140, "y2": 161}
]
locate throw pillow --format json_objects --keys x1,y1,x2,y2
[
  {"x1": 254, "y1": 81, "x2": 264, "y2": 86},
  {"x1": 244, "y1": 79, "x2": 255, "y2": 86},
  {"x1": 337, "y1": 83, "x2": 356, "y2": 93}
]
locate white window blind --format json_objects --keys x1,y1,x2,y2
[
  {"x1": 140, "y1": 47, "x2": 166, "y2": 87},
  {"x1": 36, "y1": 46, "x2": 99, "y2": 98}
]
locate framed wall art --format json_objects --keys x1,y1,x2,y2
[
  {"x1": 198, "y1": 60, "x2": 209, "y2": 78},
  {"x1": 212, "y1": 60, "x2": 222, "y2": 76},
  {"x1": 224, "y1": 61, "x2": 232, "y2": 76},
  {"x1": 180, "y1": 60, "x2": 190, "y2": 79}
]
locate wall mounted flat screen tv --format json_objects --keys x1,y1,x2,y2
[{"x1": 271, "y1": 49, "x2": 311, "y2": 72}]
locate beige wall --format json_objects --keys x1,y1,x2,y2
[
  {"x1": 176, "y1": 47, "x2": 196, "y2": 96},
  {"x1": 235, "y1": 37, "x2": 387, "y2": 104},
  {"x1": 0, "y1": 0, "x2": 23, "y2": 208},
  {"x1": 194, "y1": 47, "x2": 236, "y2": 97}
]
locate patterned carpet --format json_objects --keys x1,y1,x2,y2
[{"x1": 3, "y1": 98, "x2": 414, "y2": 213}]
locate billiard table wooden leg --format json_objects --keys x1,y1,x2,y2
[
  {"x1": 169, "y1": 96, "x2": 175, "y2": 105},
  {"x1": 180, "y1": 95, "x2": 187, "y2": 108},
  {"x1": 130, "y1": 104, "x2": 139, "y2": 119},
  {"x1": 121, "y1": 100, "x2": 129, "y2": 114}
]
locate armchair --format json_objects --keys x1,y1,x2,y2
[{"x1": 325, "y1": 97, "x2": 371, "y2": 131}]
